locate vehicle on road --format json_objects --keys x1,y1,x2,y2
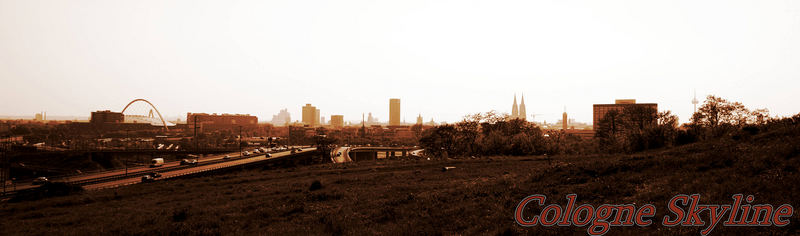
[
  {"x1": 150, "y1": 158, "x2": 165, "y2": 167},
  {"x1": 180, "y1": 159, "x2": 198, "y2": 165},
  {"x1": 141, "y1": 172, "x2": 162, "y2": 183},
  {"x1": 336, "y1": 152, "x2": 342, "y2": 157},
  {"x1": 141, "y1": 175, "x2": 155, "y2": 182},
  {"x1": 32, "y1": 177, "x2": 49, "y2": 185},
  {"x1": 242, "y1": 151, "x2": 251, "y2": 156},
  {"x1": 266, "y1": 153, "x2": 272, "y2": 157}
]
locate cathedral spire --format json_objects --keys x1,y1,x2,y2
[
  {"x1": 519, "y1": 93, "x2": 526, "y2": 121},
  {"x1": 511, "y1": 94, "x2": 519, "y2": 119}
]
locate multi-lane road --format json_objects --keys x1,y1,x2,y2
[
  {"x1": 85, "y1": 147, "x2": 315, "y2": 190},
  {"x1": 5, "y1": 146, "x2": 314, "y2": 193}
]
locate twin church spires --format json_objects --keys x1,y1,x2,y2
[{"x1": 511, "y1": 94, "x2": 526, "y2": 120}]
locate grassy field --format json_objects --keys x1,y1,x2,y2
[{"x1": 1, "y1": 128, "x2": 799, "y2": 235}]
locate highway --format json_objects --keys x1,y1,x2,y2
[
  {"x1": 5, "y1": 146, "x2": 313, "y2": 193},
  {"x1": 85, "y1": 147, "x2": 316, "y2": 190}
]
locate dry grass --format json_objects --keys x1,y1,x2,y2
[{"x1": 1, "y1": 128, "x2": 799, "y2": 235}]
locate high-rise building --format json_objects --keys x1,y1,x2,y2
[
  {"x1": 330, "y1": 115, "x2": 344, "y2": 128},
  {"x1": 519, "y1": 94, "x2": 526, "y2": 121},
  {"x1": 562, "y1": 111, "x2": 568, "y2": 130},
  {"x1": 593, "y1": 99, "x2": 657, "y2": 129},
  {"x1": 316, "y1": 109, "x2": 321, "y2": 126},
  {"x1": 389, "y1": 98, "x2": 401, "y2": 126},
  {"x1": 417, "y1": 114, "x2": 423, "y2": 125},
  {"x1": 320, "y1": 116, "x2": 326, "y2": 125},
  {"x1": 271, "y1": 108, "x2": 291, "y2": 126},
  {"x1": 302, "y1": 104, "x2": 318, "y2": 127}
]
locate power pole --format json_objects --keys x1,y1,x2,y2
[
  {"x1": 2, "y1": 138, "x2": 6, "y2": 195},
  {"x1": 239, "y1": 126, "x2": 243, "y2": 156},
  {"x1": 194, "y1": 116, "x2": 198, "y2": 151}
]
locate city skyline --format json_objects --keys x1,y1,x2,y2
[{"x1": 1, "y1": 0, "x2": 799, "y2": 124}]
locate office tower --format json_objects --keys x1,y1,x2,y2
[
  {"x1": 389, "y1": 98, "x2": 401, "y2": 126},
  {"x1": 417, "y1": 114, "x2": 423, "y2": 125},
  {"x1": 302, "y1": 104, "x2": 317, "y2": 127},
  {"x1": 593, "y1": 99, "x2": 657, "y2": 129},
  {"x1": 330, "y1": 115, "x2": 344, "y2": 128},
  {"x1": 316, "y1": 108, "x2": 321, "y2": 126}
]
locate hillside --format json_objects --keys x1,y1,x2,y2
[{"x1": 1, "y1": 127, "x2": 799, "y2": 235}]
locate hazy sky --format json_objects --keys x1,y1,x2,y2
[{"x1": 1, "y1": 0, "x2": 799, "y2": 124}]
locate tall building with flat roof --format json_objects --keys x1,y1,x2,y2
[
  {"x1": 389, "y1": 98, "x2": 401, "y2": 126},
  {"x1": 330, "y1": 115, "x2": 344, "y2": 128},
  {"x1": 592, "y1": 99, "x2": 657, "y2": 129},
  {"x1": 316, "y1": 109, "x2": 321, "y2": 126},
  {"x1": 302, "y1": 104, "x2": 318, "y2": 127}
]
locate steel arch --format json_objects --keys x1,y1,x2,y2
[{"x1": 121, "y1": 99, "x2": 169, "y2": 131}]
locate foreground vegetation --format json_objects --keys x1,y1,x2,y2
[{"x1": 1, "y1": 118, "x2": 799, "y2": 235}]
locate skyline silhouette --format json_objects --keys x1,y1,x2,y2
[{"x1": 1, "y1": 0, "x2": 798, "y2": 124}]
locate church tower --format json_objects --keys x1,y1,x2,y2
[
  {"x1": 511, "y1": 94, "x2": 519, "y2": 119},
  {"x1": 519, "y1": 94, "x2": 526, "y2": 121}
]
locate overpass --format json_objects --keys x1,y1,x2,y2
[{"x1": 331, "y1": 146, "x2": 421, "y2": 163}]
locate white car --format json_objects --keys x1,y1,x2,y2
[
  {"x1": 242, "y1": 151, "x2": 251, "y2": 156},
  {"x1": 223, "y1": 155, "x2": 232, "y2": 160}
]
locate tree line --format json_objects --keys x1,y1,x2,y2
[{"x1": 419, "y1": 95, "x2": 794, "y2": 158}]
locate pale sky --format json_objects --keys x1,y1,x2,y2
[{"x1": 1, "y1": 0, "x2": 799, "y2": 124}]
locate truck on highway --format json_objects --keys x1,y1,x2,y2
[{"x1": 150, "y1": 158, "x2": 165, "y2": 167}]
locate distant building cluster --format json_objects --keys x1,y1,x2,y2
[
  {"x1": 270, "y1": 108, "x2": 291, "y2": 126},
  {"x1": 187, "y1": 112, "x2": 258, "y2": 131}
]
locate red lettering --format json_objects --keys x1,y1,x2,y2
[
  {"x1": 663, "y1": 195, "x2": 687, "y2": 226},
  {"x1": 515, "y1": 195, "x2": 545, "y2": 226},
  {"x1": 773, "y1": 204, "x2": 793, "y2": 227}
]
